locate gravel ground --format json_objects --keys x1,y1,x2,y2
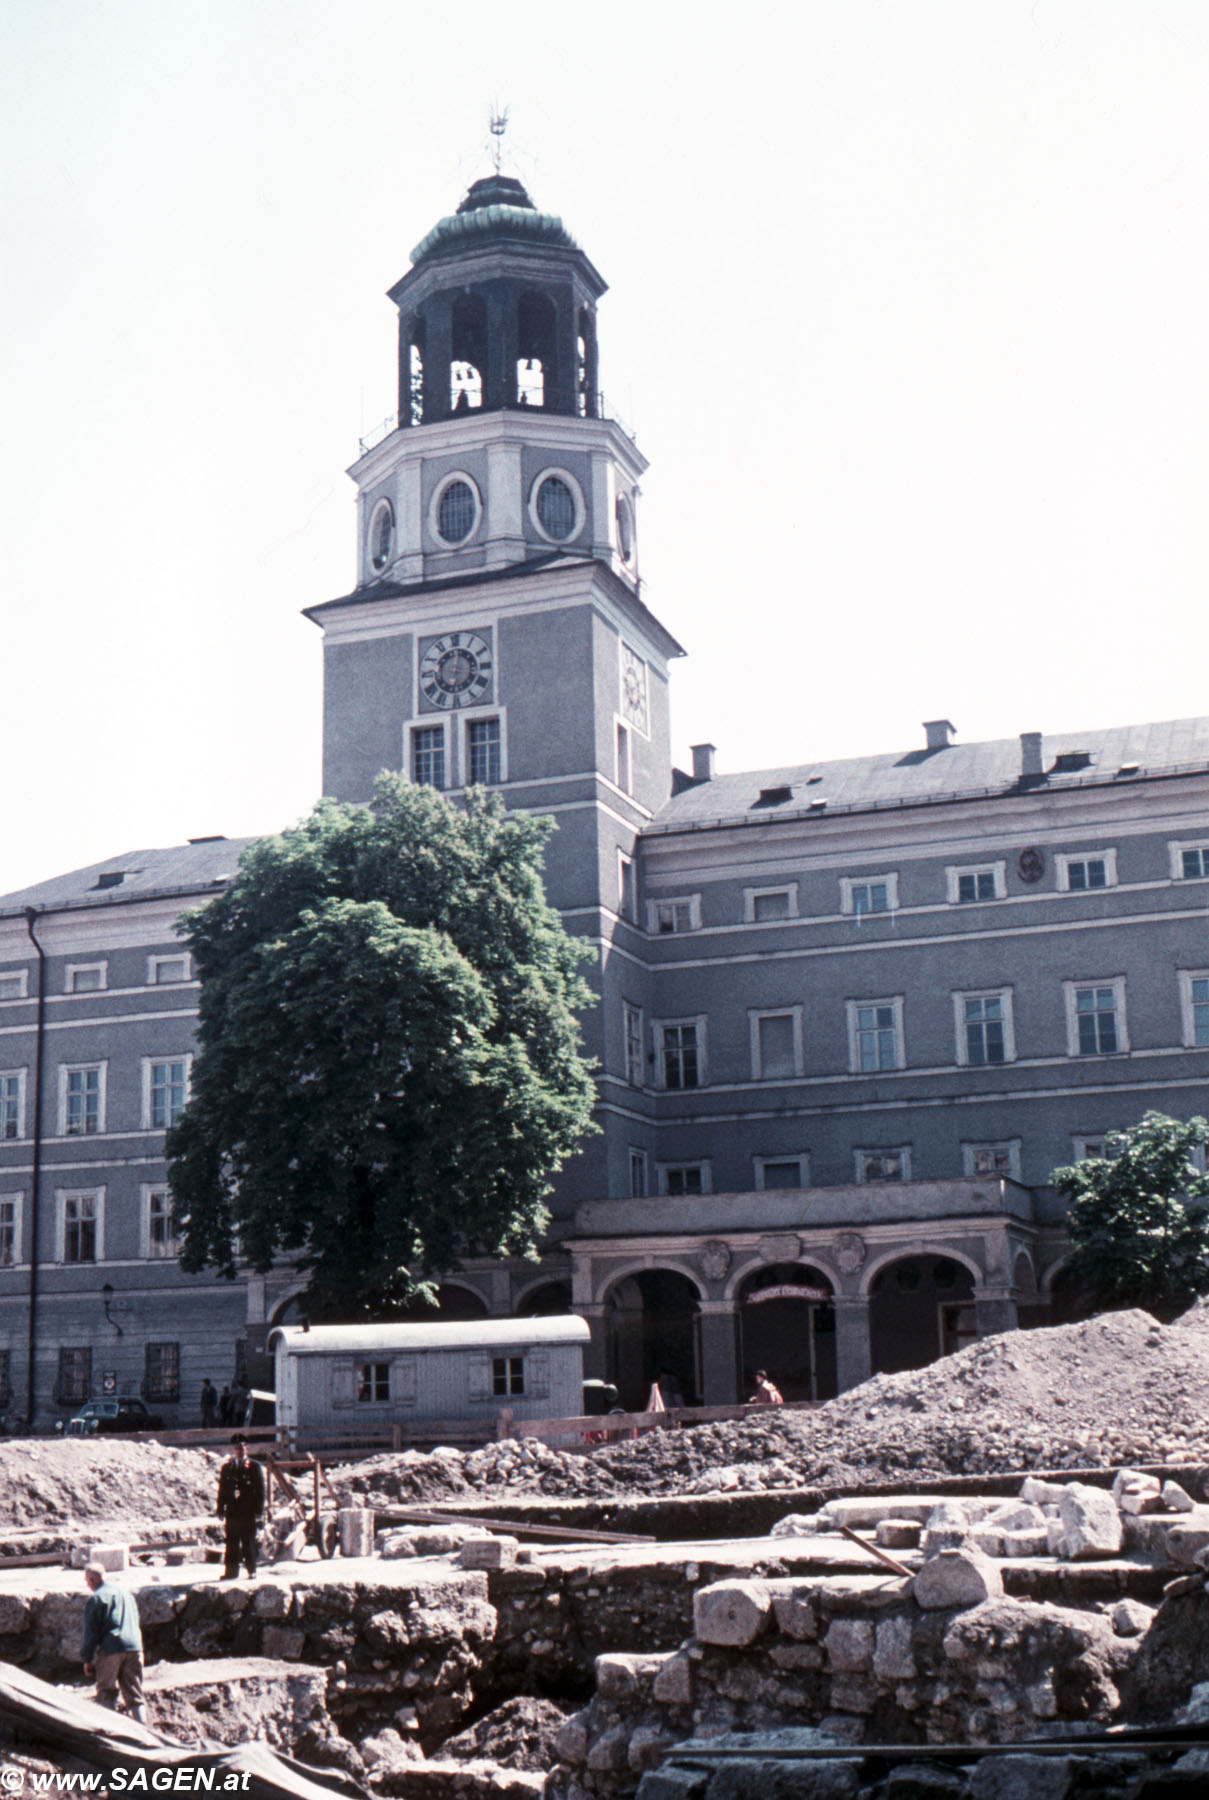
[{"x1": 6, "y1": 1304, "x2": 1209, "y2": 1528}]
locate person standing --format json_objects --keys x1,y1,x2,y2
[
  {"x1": 215, "y1": 1433, "x2": 266, "y2": 1578},
  {"x1": 749, "y1": 1369, "x2": 784, "y2": 1405},
  {"x1": 200, "y1": 1378, "x2": 218, "y2": 1428},
  {"x1": 81, "y1": 1564, "x2": 147, "y2": 1722}
]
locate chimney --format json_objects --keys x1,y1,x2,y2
[
  {"x1": 1020, "y1": 732, "x2": 1044, "y2": 779},
  {"x1": 923, "y1": 720, "x2": 956, "y2": 750},
  {"x1": 691, "y1": 743, "x2": 716, "y2": 783}
]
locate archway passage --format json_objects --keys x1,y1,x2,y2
[
  {"x1": 869, "y1": 1254, "x2": 975, "y2": 1375},
  {"x1": 391, "y1": 1283, "x2": 489, "y2": 1322},
  {"x1": 605, "y1": 1270, "x2": 700, "y2": 1411},
  {"x1": 1047, "y1": 1260, "x2": 1098, "y2": 1327},
  {"x1": 737, "y1": 1263, "x2": 836, "y2": 1402},
  {"x1": 516, "y1": 1281, "x2": 573, "y2": 1316}
]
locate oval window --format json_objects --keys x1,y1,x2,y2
[
  {"x1": 369, "y1": 500, "x2": 394, "y2": 571},
  {"x1": 615, "y1": 493, "x2": 634, "y2": 562},
  {"x1": 536, "y1": 475, "x2": 577, "y2": 541},
  {"x1": 438, "y1": 479, "x2": 477, "y2": 544}
]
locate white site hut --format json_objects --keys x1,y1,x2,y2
[{"x1": 268, "y1": 1314, "x2": 591, "y2": 1431}]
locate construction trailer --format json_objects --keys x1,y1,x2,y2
[{"x1": 268, "y1": 1314, "x2": 591, "y2": 1432}]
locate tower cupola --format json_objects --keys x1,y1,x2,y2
[{"x1": 390, "y1": 175, "x2": 605, "y2": 427}]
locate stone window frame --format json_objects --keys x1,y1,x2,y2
[
  {"x1": 142, "y1": 1055, "x2": 192, "y2": 1131},
  {"x1": 65, "y1": 960, "x2": 107, "y2": 995},
  {"x1": 628, "y1": 1148, "x2": 648, "y2": 1198},
  {"x1": 0, "y1": 1192, "x2": 23, "y2": 1267},
  {"x1": 1179, "y1": 969, "x2": 1209, "y2": 1049},
  {"x1": 1062, "y1": 977, "x2": 1129, "y2": 1058},
  {"x1": 742, "y1": 883, "x2": 799, "y2": 924},
  {"x1": 945, "y1": 861, "x2": 1007, "y2": 905},
  {"x1": 962, "y1": 1140, "x2": 1022, "y2": 1180},
  {"x1": 0, "y1": 1068, "x2": 26, "y2": 1141},
  {"x1": 854, "y1": 1146, "x2": 912, "y2": 1184},
  {"x1": 748, "y1": 1006, "x2": 804, "y2": 1081},
  {"x1": 147, "y1": 953, "x2": 192, "y2": 986},
  {"x1": 59, "y1": 1062, "x2": 107, "y2": 1138},
  {"x1": 655, "y1": 1016, "x2": 708, "y2": 1090},
  {"x1": 840, "y1": 873, "x2": 899, "y2": 917},
  {"x1": 753, "y1": 1153, "x2": 810, "y2": 1191},
  {"x1": 951, "y1": 986, "x2": 1017, "y2": 1068},
  {"x1": 646, "y1": 894, "x2": 702, "y2": 935},
  {"x1": 1169, "y1": 840, "x2": 1209, "y2": 881},
  {"x1": 1055, "y1": 849, "x2": 1118, "y2": 892},
  {"x1": 622, "y1": 1002, "x2": 645, "y2": 1088},
  {"x1": 56, "y1": 1186, "x2": 105, "y2": 1265},
  {"x1": 141, "y1": 1184, "x2": 180, "y2": 1260},
  {"x1": 846, "y1": 996, "x2": 906, "y2": 1075},
  {"x1": 0, "y1": 969, "x2": 29, "y2": 1001},
  {"x1": 656, "y1": 1160, "x2": 712, "y2": 1197}
]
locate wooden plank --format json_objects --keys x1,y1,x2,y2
[{"x1": 375, "y1": 1505, "x2": 655, "y2": 1544}]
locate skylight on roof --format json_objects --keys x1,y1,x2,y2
[{"x1": 752, "y1": 785, "x2": 793, "y2": 808}]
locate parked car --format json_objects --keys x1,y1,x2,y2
[{"x1": 64, "y1": 1397, "x2": 165, "y2": 1435}]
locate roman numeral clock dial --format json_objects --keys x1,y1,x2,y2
[{"x1": 419, "y1": 632, "x2": 493, "y2": 710}]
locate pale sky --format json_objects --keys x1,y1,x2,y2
[{"x1": 4, "y1": 0, "x2": 1208, "y2": 896}]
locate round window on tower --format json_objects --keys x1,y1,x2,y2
[
  {"x1": 431, "y1": 474, "x2": 482, "y2": 547},
  {"x1": 529, "y1": 468, "x2": 585, "y2": 545},
  {"x1": 615, "y1": 493, "x2": 635, "y2": 563},
  {"x1": 369, "y1": 498, "x2": 395, "y2": 572}
]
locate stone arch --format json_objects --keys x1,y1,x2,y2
[
  {"x1": 514, "y1": 1278, "x2": 573, "y2": 1316},
  {"x1": 861, "y1": 1242, "x2": 983, "y2": 1299},
  {"x1": 1014, "y1": 1247, "x2": 1048, "y2": 1331},
  {"x1": 516, "y1": 290, "x2": 557, "y2": 406},
  {"x1": 733, "y1": 1261, "x2": 837, "y2": 1402},
  {"x1": 598, "y1": 1264, "x2": 703, "y2": 1411},
  {"x1": 392, "y1": 1281, "x2": 491, "y2": 1321},
  {"x1": 1044, "y1": 1253, "x2": 1097, "y2": 1325},
  {"x1": 450, "y1": 292, "x2": 487, "y2": 412},
  {"x1": 867, "y1": 1251, "x2": 978, "y2": 1376}
]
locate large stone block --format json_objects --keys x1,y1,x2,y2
[
  {"x1": 458, "y1": 1535, "x2": 519, "y2": 1570},
  {"x1": 873, "y1": 1615, "x2": 917, "y2": 1681},
  {"x1": 770, "y1": 1583, "x2": 820, "y2": 1641},
  {"x1": 338, "y1": 1507, "x2": 375, "y2": 1559},
  {"x1": 823, "y1": 1617, "x2": 874, "y2": 1671},
  {"x1": 596, "y1": 1652, "x2": 663, "y2": 1700},
  {"x1": 1052, "y1": 1483, "x2": 1122, "y2": 1559},
  {"x1": 693, "y1": 1579, "x2": 772, "y2": 1646},
  {"x1": 1111, "y1": 1469, "x2": 1162, "y2": 1516},
  {"x1": 652, "y1": 1651, "x2": 694, "y2": 1705},
  {"x1": 912, "y1": 1548, "x2": 1004, "y2": 1611}
]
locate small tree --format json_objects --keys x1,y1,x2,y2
[
  {"x1": 1050, "y1": 1111, "x2": 1209, "y2": 1319},
  {"x1": 167, "y1": 775, "x2": 598, "y2": 1318}
]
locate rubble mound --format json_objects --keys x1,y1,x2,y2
[
  {"x1": 437, "y1": 1696, "x2": 570, "y2": 1768},
  {"x1": 0, "y1": 1438, "x2": 220, "y2": 1527}
]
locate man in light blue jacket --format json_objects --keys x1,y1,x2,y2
[{"x1": 81, "y1": 1564, "x2": 146, "y2": 1722}]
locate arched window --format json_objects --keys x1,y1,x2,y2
[
  {"x1": 517, "y1": 291, "x2": 556, "y2": 408},
  {"x1": 450, "y1": 293, "x2": 487, "y2": 413}
]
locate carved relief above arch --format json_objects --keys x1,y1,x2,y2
[
  {"x1": 833, "y1": 1232, "x2": 866, "y2": 1276},
  {"x1": 698, "y1": 1240, "x2": 732, "y2": 1283}
]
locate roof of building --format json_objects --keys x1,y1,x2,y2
[
  {"x1": 0, "y1": 836, "x2": 260, "y2": 917},
  {"x1": 649, "y1": 716, "x2": 1209, "y2": 836},
  {"x1": 269, "y1": 1315, "x2": 591, "y2": 1356},
  {"x1": 409, "y1": 174, "x2": 583, "y2": 268}
]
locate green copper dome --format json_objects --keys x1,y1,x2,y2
[{"x1": 409, "y1": 174, "x2": 581, "y2": 267}]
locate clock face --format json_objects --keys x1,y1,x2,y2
[
  {"x1": 620, "y1": 645, "x2": 649, "y2": 733},
  {"x1": 419, "y1": 632, "x2": 493, "y2": 711}
]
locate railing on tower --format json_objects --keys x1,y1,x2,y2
[{"x1": 357, "y1": 391, "x2": 636, "y2": 456}]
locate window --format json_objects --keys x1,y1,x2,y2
[
  {"x1": 143, "y1": 1187, "x2": 179, "y2": 1260},
  {"x1": 434, "y1": 477, "x2": 480, "y2": 545},
  {"x1": 744, "y1": 885, "x2": 798, "y2": 923},
  {"x1": 750, "y1": 1009, "x2": 802, "y2": 1080},
  {"x1": 618, "y1": 854, "x2": 636, "y2": 922},
  {"x1": 467, "y1": 717, "x2": 502, "y2": 786},
  {"x1": 648, "y1": 896, "x2": 701, "y2": 934},
  {"x1": 841, "y1": 874, "x2": 899, "y2": 916},
  {"x1": 0, "y1": 970, "x2": 28, "y2": 1001},
  {"x1": 529, "y1": 470, "x2": 584, "y2": 543},
  {"x1": 0, "y1": 1072, "x2": 23, "y2": 1140},
  {"x1": 62, "y1": 1064, "x2": 104, "y2": 1136},
  {"x1": 1179, "y1": 972, "x2": 1209, "y2": 1048},
  {"x1": 0, "y1": 1195, "x2": 21, "y2": 1266},
  {"x1": 1064, "y1": 980, "x2": 1128, "y2": 1057},
  {"x1": 61, "y1": 1191, "x2": 101, "y2": 1264},
  {"x1": 755, "y1": 1155, "x2": 808, "y2": 1190},
  {"x1": 66, "y1": 962, "x2": 106, "y2": 994},
  {"x1": 411, "y1": 725, "x2": 446, "y2": 789},
  {"x1": 616, "y1": 722, "x2": 631, "y2": 794},
  {"x1": 56, "y1": 1347, "x2": 91, "y2": 1407},
  {"x1": 963, "y1": 1141, "x2": 1021, "y2": 1179},
  {"x1": 947, "y1": 863, "x2": 1006, "y2": 904},
  {"x1": 660, "y1": 1021, "x2": 703, "y2": 1089},
  {"x1": 1073, "y1": 1135, "x2": 1110, "y2": 1162},
  {"x1": 1171, "y1": 842, "x2": 1209, "y2": 880},
  {"x1": 623, "y1": 1003, "x2": 645, "y2": 1087},
  {"x1": 629, "y1": 1149, "x2": 648, "y2": 1198},
  {"x1": 856, "y1": 1148, "x2": 910, "y2": 1183},
  {"x1": 357, "y1": 1362, "x2": 391, "y2": 1403},
  {"x1": 954, "y1": 990, "x2": 1015, "y2": 1066},
  {"x1": 1057, "y1": 851, "x2": 1117, "y2": 892},
  {"x1": 146, "y1": 1058, "x2": 190, "y2": 1130},
  {"x1": 144, "y1": 1342, "x2": 180, "y2": 1404},
  {"x1": 661, "y1": 1164, "x2": 706, "y2": 1196},
  {"x1": 493, "y1": 1355, "x2": 525, "y2": 1396},
  {"x1": 369, "y1": 498, "x2": 395, "y2": 572},
  {"x1": 847, "y1": 998, "x2": 904, "y2": 1073},
  {"x1": 148, "y1": 955, "x2": 190, "y2": 985}
]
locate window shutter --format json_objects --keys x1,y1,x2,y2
[
  {"x1": 528, "y1": 1352, "x2": 549, "y2": 1399},
  {"x1": 331, "y1": 1360, "x2": 356, "y2": 1409},
  {"x1": 394, "y1": 1357, "x2": 417, "y2": 1402},
  {"x1": 468, "y1": 1356, "x2": 491, "y2": 1401}
]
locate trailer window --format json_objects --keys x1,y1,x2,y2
[
  {"x1": 356, "y1": 1362, "x2": 390, "y2": 1402},
  {"x1": 492, "y1": 1356, "x2": 524, "y2": 1396}
]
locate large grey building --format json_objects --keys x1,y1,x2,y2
[{"x1": 2, "y1": 174, "x2": 1207, "y2": 1422}]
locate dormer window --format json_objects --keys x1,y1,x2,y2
[
  {"x1": 1052, "y1": 750, "x2": 1092, "y2": 773},
  {"x1": 752, "y1": 786, "x2": 792, "y2": 809}
]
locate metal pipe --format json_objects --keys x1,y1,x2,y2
[{"x1": 22, "y1": 908, "x2": 48, "y2": 1427}]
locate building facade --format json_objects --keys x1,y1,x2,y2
[{"x1": 2, "y1": 174, "x2": 1208, "y2": 1421}]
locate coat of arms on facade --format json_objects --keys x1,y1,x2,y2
[
  {"x1": 699, "y1": 1240, "x2": 732, "y2": 1282},
  {"x1": 833, "y1": 1232, "x2": 866, "y2": 1275}
]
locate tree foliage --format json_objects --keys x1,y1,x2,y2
[
  {"x1": 167, "y1": 776, "x2": 598, "y2": 1318},
  {"x1": 1050, "y1": 1111, "x2": 1209, "y2": 1319}
]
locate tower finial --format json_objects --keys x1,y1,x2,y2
[{"x1": 488, "y1": 105, "x2": 510, "y2": 173}]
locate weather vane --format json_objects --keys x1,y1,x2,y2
[{"x1": 488, "y1": 106, "x2": 510, "y2": 173}]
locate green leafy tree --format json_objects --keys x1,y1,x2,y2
[
  {"x1": 1050, "y1": 1111, "x2": 1209, "y2": 1319},
  {"x1": 167, "y1": 776, "x2": 598, "y2": 1318}
]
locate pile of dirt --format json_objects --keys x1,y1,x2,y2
[
  {"x1": 0, "y1": 1438, "x2": 221, "y2": 1529},
  {"x1": 437, "y1": 1696, "x2": 570, "y2": 1768},
  {"x1": 333, "y1": 1305, "x2": 1209, "y2": 1506}
]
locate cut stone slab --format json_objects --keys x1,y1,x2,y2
[
  {"x1": 1050, "y1": 1482, "x2": 1122, "y2": 1559},
  {"x1": 912, "y1": 1546, "x2": 1004, "y2": 1610},
  {"x1": 457, "y1": 1534, "x2": 518, "y2": 1570},
  {"x1": 823, "y1": 1496, "x2": 951, "y2": 1528},
  {"x1": 1163, "y1": 1481, "x2": 1197, "y2": 1513},
  {"x1": 1112, "y1": 1469, "x2": 1162, "y2": 1515},
  {"x1": 693, "y1": 1578, "x2": 772, "y2": 1646}
]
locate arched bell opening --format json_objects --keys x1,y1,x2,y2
[
  {"x1": 869, "y1": 1254, "x2": 976, "y2": 1374},
  {"x1": 517, "y1": 290, "x2": 556, "y2": 408},
  {"x1": 450, "y1": 293, "x2": 487, "y2": 413},
  {"x1": 407, "y1": 314, "x2": 426, "y2": 428},
  {"x1": 603, "y1": 1270, "x2": 701, "y2": 1411},
  {"x1": 577, "y1": 305, "x2": 599, "y2": 417},
  {"x1": 737, "y1": 1262, "x2": 836, "y2": 1401}
]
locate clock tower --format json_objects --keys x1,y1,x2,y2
[{"x1": 304, "y1": 172, "x2": 682, "y2": 1210}]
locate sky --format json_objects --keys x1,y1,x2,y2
[{"x1": 3, "y1": 0, "x2": 1208, "y2": 896}]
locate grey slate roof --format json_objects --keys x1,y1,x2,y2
[
  {"x1": 0, "y1": 837, "x2": 259, "y2": 917},
  {"x1": 650, "y1": 717, "x2": 1209, "y2": 836}
]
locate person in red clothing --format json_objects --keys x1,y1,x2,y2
[{"x1": 749, "y1": 1370, "x2": 784, "y2": 1405}]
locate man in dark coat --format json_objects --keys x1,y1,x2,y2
[{"x1": 215, "y1": 1433, "x2": 266, "y2": 1578}]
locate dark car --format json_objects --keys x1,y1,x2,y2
[{"x1": 65, "y1": 1397, "x2": 165, "y2": 1435}]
